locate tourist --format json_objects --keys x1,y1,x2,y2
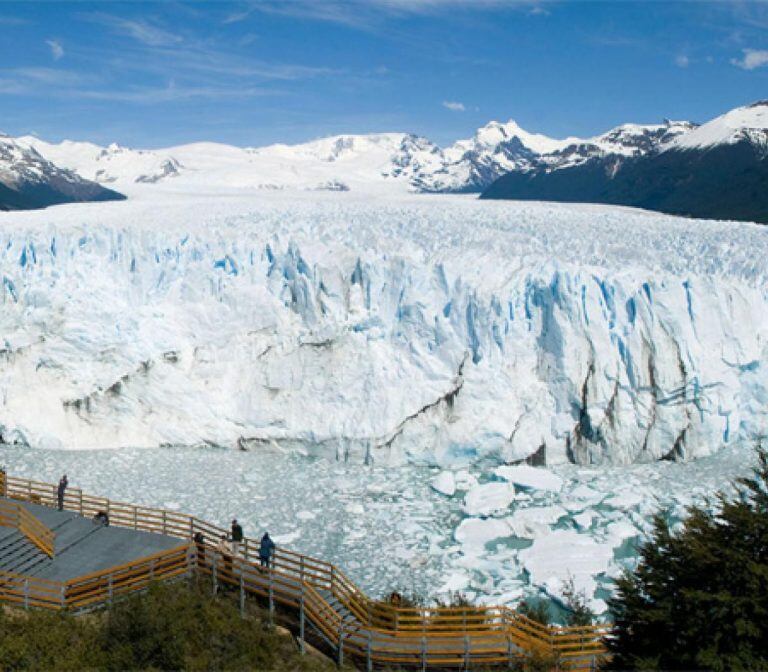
[
  {"x1": 231, "y1": 518, "x2": 243, "y2": 556},
  {"x1": 259, "y1": 531, "x2": 275, "y2": 569},
  {"x1": 57, "y1": 474, "x2": 68, "y2": 511},
  {"x1": 92, "y1": 510, "x2": 109, "y2": 527}
]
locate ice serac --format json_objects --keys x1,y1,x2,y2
[{"x1": 0, "y1": 196, "x2": 765, "y2": 465}]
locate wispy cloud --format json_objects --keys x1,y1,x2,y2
[
  {"x1": 46, "y1": 39, "x2": 64, "y2": 61},
  {"x1": 675, "y1": 54, "x2": 690, "y2": 68},
  {"x1": 81, "y1": 12, "x2": 182, "y2": 47},
  {"x1": 731, "y1": 48, "x2": 768, "y2": 70},
  {"x1": 77, "y1": 83, "x2": 278, "y2": 104},
  {"x1": 232, "y1": 0, "x2": 550, "y2": 30},
  {"x1": 442, "y1": 100, "x2": 465, "y2": 112}
]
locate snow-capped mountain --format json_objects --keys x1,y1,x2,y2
[
  {"x1": 0, "y1": 134, "x2": 125, "y2": 211},
  {"x1": 540, "y1": 120, "x2": 697, "y2": 171},
  {"x1": 17, "y1": 117, "x2": 696, "y2": 198},
  {"x1": 483, "y1": 101, "x2": 768, "y2": 224},
  {"x1": 669, "y1": 100, "x2": 768, "y2": 151},
  {"x1": 17, "y1": 137, "x2": 183, "y2": 186}
]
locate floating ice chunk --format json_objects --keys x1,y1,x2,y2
[
  {"x1": 454, "y1": 470, "x2": 479, "y2": 491},
  {"x1": 345, "y1": 502, "x2": 365, "y2": 515},
  {"x1": 603, "y1": 520, "x2": 641, "y2": 548},
  {"x1": 507, "y1": 505, "x2": 567, "y2": 538},
  {"x1": 570, "y1": 484, "x2": 605, "y2": 506},
  {"x1": 604, "y1": 489, "x2": 645, "y2": 511},
  {"x1": 494, "y1": 465, "x2": 564, "y2": 492},
  {"x1": 431, "y1": 470, "x2": 456, "y2": 496},
  {"x1": 463, "y1": 482, "x2": 517, "y2": 516},
  {"x1": 573, "y1": 510, "x2": 596, "y2": 530},
  {"x1": 454, "y1": 516, "x2": 512, "y2": 548},
  {"x1": 518, "y1": 529, "x2": 614, "y2": 612},
  {"x1": 439, "y1": 571, "x2": 471, "y2": 593},
  {"x1": 272, "y1": 530, "x2": 301, "y2": 544}
]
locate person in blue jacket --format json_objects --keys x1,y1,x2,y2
[{"x1": 259, "y1": 532, "x2": 275, "y2": 569}]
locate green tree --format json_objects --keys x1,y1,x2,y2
[{"x1": 607, "y1": 446, "x2": 768, "y2": 670}]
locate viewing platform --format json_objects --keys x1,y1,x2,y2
[{"x1": 0, "y1": 471, "x2": 608, "y2": 670}]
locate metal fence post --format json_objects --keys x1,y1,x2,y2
[
  {"x1": 338, "y1": 623, "x2": 344, "y2": 668},
  {"x1": 421, "y1": 635, "x2": 427, "y2": 672},
  {"x1": 162, "y1": 510, "x2": 167, "y2": 535},
  {"x1": 108, "y1": 573, "x2": 114, "y2": 606},
  {"x1": 149, "y1": 559, "x2": 155, "y2": 580},
  {"x1": 23, "y1": 579, "x2": 29, "y2": 610},
  {"x1": 239, "y1": 573, "x2": 245, "y2": 617}
]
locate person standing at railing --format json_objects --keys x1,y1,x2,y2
[
  {"x1": 231, "y1": 519, "x2": 243, "y2": 557},
  {"x1": 57, "y1": 474, "x2": 68, "y2": 511},
  {"x1": 259, "y1": 531, "x2": 275, "y2": 569}
]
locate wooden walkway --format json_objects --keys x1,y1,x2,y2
[{"x1": 0, "y1": 472, "x2": 608, "y2": 670}]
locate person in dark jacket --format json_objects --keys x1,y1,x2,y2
[
  {"x1": 259, "y1": 532, "x2": 275, "y2": 569},
  {"x1": 57, "y1": 474, "x2": 68, "y2": 511},
  {"x1": 231, "y1": 519, "x2": 243, "y2": 556}
]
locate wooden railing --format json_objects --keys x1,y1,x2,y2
[
  {"x1": 0, "y1": 471, "x2": 609, "y2": 669},
  {"x1": 0, "y1": 498, "x2": 55, "y2": 557}
]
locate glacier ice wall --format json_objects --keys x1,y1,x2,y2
[{"x1": 0, "y1": 195, "x2": 766, "y2": 466}]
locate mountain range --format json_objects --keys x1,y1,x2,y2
[
  {"x1": 482, "y1": 101, "x2": 768, "y2": 224},
  {"x1": 1, "y1": 101, "x2": 765, "y2": 223}
]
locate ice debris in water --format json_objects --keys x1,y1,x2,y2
[
  {"x1": 430, "y1": 470, "x2": 456, "y2": 496},
  {"x1": 494, "y1": 465, "x2": 564, "y2": 492}
]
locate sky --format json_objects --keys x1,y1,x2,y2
[{"x1": 0, "y1": 0, "x2": 767, "y2": 148}]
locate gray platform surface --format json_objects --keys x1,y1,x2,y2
[{"x1": 0, "y1": 497, "x2": 184, "y2": 581}]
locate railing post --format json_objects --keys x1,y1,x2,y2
[
  {"x1": 421, "y1": 635, "x2": 427, "y2": 672},
  {"x1": 162, "y1": 510, "x2": 167, "y2": 535},
  {"x1": 108, "y1": 573, "x2": 114, "y2": 606},
  {"x1": 149, "y1": 559, "x2": 155, "y2": 581},
  {"x1": 133, "y1": 506, "x2": 137, "y2": 530},
  {"x1": 239, "y1": 572, "x2": 245, "y2": 617},
  {"x1": 212, "y1": 554, "x2": 218, "y2": 595},
  {"x1": 268, "y1": 566, "x2": 274, "y2": 618},
  {"x1": 367, "y1": 630, "x2": 373, "y2": 672},
  {"x1": 60, "y1": 585, "x2": 66, "y2": 609},
  {"x1": 23, "y1": 578, "x2": 29, "y2": 610},
  {"x1": 464, "y1": 634, "x2": 470, "y2": 670},
  {"x1": 337, "y1": 622, "x2": 344, "y2": 668},
  {"x1": 299, "y1": 583, "x2": 306, "y2": 655},
  {"x1": 79, "y1": 490, "x2": 83, "y2": 515},
  {"x1": 507, "y1": 634, "x2": 514, "y2": 669}
]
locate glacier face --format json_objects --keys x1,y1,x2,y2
[{"x1": 0, "y1": 192, "x2": 766, "y2": 465}]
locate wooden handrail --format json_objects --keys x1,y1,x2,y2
[
  {"x1": 0, "y1": 471, "x2": 609, "y2": 668},
  {"x1": 0, "y1": 498, "x2": 55, "y2": 558}
]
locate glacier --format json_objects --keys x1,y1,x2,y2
[{"x1": 0, "y1": 191, "x2": 766, "y2": 466}]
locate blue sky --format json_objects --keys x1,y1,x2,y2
[{"x1": 1, "y1": 1, "x2": 767, "y2": 148}]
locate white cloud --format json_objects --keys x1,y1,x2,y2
[
  {"x1": 675, "y1": 54, "x2": 690, "y2": 68},
  {"x1": 731, "y1": 48, "x2": 768, "y2": 70},
  {"x1": 443, "y1": 100, "x2": 465, "y2": 112},
  {"x1": 82, "y1": 13, "x2": 182, "y2": 47},
  {"x1": 46, "y1": 39, "x2": 64, "y2": 61}
]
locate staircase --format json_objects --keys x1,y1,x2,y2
[{"x1": 0, "y1": 528, "x2": 51, "y2": 575}]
